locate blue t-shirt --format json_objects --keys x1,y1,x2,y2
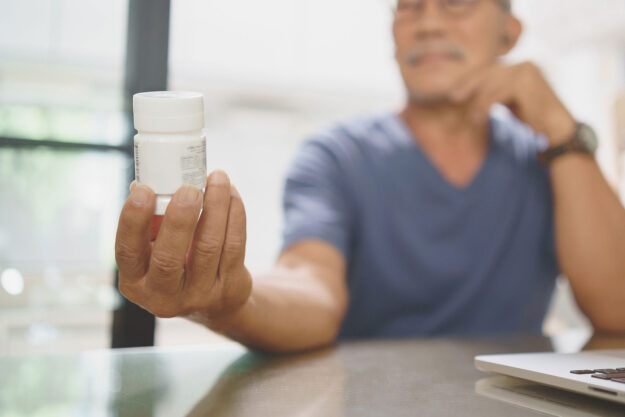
[{"x1": 281, "y1": 112, "x2": 559, "y2": 339}]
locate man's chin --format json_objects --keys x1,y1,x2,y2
[{"x1": 407, "y1": 89, "x2": 455, "y2": 106}]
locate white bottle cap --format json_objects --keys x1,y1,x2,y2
[{"x1": 133, "y1": 91, "x2": 204, "y2": 133}]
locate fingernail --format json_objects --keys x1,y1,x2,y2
[
  {"x1": 129, "y1": 180, "x2": 136, "y2": 192},
  {"x1": 130, "y1": 185, "x2": 151, "y2": 206},
  {"x1": 231, "y1": 185, "x2": 240, "y2": 198},
  {"x1": 176, "y1": 185, "x2": 201, "y2": 206},
  {"x1": 210, "y1": 170, "x2": 228, "y2": 185}
]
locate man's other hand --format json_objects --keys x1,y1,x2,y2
[{"x1": 451, "y1": 62, "x2": 577, "y2": 146}]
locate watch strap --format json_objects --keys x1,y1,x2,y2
[{"x1": 538, "y1": 123, "x2": 592, "y2": 165}]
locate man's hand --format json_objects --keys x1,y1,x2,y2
[
  {"x1": 115, "y1": 170, "x2": 252, "y2": 323},
  {"x1": 451, "y1": 62, "x2": 577, "y2": 146}
]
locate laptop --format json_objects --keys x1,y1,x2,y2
[
  {"x1": 475, "y1": 350, "x2": 625, "y2": 404},
  {"x1": 475, "y1": 375, "x2": 625, "y2": 416}
]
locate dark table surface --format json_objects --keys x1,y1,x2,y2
[{"x1": 3, "y1": 334, "x2": 625, "y2": 416}]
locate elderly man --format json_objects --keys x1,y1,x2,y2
[{"x1": 115, "y1": 0, "x2": 625, "y2": 352}]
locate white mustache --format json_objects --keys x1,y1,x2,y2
[{"x1": 403, "y1": 42, "x2": 466, "y2": 64}]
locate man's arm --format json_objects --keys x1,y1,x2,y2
[
  {"x1": 454, "y1": 62, "x2": 625, "y2": 331},
  {"x1": 115, "y1": 170, "x2": 348, "y2": 354},
  {"x1": 189, "y1": 240, "x2": 349, "y2": 353},
  {"x1": 550, "y1": 153, "x2": 625, "y2": 332}
]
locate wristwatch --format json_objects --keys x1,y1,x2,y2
[{"x1": 538, "y1": 122, "x2": 598, "y2": 165}]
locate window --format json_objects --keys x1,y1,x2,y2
[{"x1": 0, "y1": 0, "x2": 130, "y2": 355}]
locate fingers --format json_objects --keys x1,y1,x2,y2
[
  {"x1": 450, "y1": 64, "x2": 499, "y2": 103},
  {"x1": 469, "y1": 63, "x2": 536, "y2": 123},
  {"x1": 471, "y1": 79, "x2": 516, "y2": 123},
  {"x1": 186, "y1": 170, "x2": 232, "y2": 293},
  {"x1": 131, "y1": 181, "x2": 167, "y2": 241},
  {"x1": 115, "y1": 185, "x2": 155, "y2": 283},
  {"x1": 198, "y1": 184, "x2": 251, "y2": 314},
  {"x1": 146, "y1": 185, "x2": 203, "y2": 294},
  {"x1": 219, "y1": 185, "x2": 248, "y2": 278},
  {"x1": 150, "y1": 215, "x2": 164, "y2": 241},
  {"x1": 120, "y1": 174, "x2": 250, "y2": 319},
  {"x1": 219, "y1": 185, "x2": 252, "y2": 309},
  {"x1": 450, "y1": 64, "x2": 524, "y2": 124}
]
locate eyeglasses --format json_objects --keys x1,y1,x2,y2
[{"x1": 390, "y1": 0, "x2": 486, "y2": 18}]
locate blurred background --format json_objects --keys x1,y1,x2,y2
[{"x1": 0, "y1": 0, "x2": 624, "y2": 355}]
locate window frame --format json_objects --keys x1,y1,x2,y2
[{"x1": 0, "y1": 0, "x2": 172, "y2": 349}]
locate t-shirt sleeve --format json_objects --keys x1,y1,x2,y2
[{"x1": 280, "y1": 137, "x2": 355, "y2": 260}]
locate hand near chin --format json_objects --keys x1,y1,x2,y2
[{"x1": 450, "y1": 62, "x2": 576, "y2": 146}]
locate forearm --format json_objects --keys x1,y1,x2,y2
[
  {"x1": 550, "y1": 153, "x2": 625, "y2": 329},
  {"x1": 187, "y1": 266, "x2": 347, "y2": 353}
]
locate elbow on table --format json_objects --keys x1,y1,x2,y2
[
  {"x1": 252, "y1": 308, "x2": 344, "y2": 355},
  {"x1": 588, "y1": 310, "x2": 625, "y2": 335},
  {"x1": 572, "y1": 281, "x2": 625, "y2": 334},
  {"x1": 297, "y1": 307, "x2": 345, "y2": 352},
  {"x1": 251, "y1": 326, "x2": 340, "y2": 355}
]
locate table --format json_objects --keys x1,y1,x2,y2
[{"x1": 2, "y1": 334, "x2": 625, "y2": 416}]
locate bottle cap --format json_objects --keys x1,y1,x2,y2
[{"x1": 133, "y1": 91, "x2": 204, "y2": 133}]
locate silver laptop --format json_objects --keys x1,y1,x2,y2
[
  {"x1": 475, "y1": 350, "x2": 625, "y2": 404},
  {"x1": 475, "y1": 376, "x2": 625, "y2": 416}
]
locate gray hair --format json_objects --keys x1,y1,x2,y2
[{"x1": 389, "y1": 0, "x2": 512, "y2": 13}]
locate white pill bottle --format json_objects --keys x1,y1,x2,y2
[{"x1": 133, "y1": 91, "x2": 207, "y2": 215}]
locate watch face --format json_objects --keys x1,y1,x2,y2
[{"x1": 578, "y1": 123, "x2": 598, "y2": 153}]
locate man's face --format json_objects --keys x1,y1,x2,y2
[{"x1": 393, "y1": 0, "x2": 511, "y2": 104}]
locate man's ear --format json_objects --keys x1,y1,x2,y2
[{"x1": 498, "y1": 16, "x2": 523, "y2": 55}]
